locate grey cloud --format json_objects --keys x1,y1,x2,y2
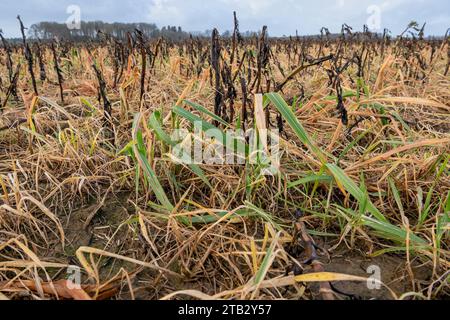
[{"x1": 1, "y1": 0, "x2": 448, "y2": 37}]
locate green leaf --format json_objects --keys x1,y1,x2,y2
[
  {"x1": 173, "y1": 105, "x2": 248, "y2": 156},
  {"x1": 132, "y1": 114, "x2": 174, "y2": 211},
  {"x1": 336, "y1": 206, "x2": 427, "y2": 246},
  {"x1": 338, "y1": 127, "x2": 373, "y2": 163},
  {"x1": 388, "y1": 178, "x2": 405, "y2": 219},
  {"x1": 326, "y1": 164, "x2": 387, "y2": 223},
  {"x1": 184, "y1": 100, "x2": 230, "y2": 127},
  {"x1": 288, "y1": 175, "x2": 333, "y2": 189},
  {"x1": 149, "y1": 111, "x2": 173, "y2": 145},
  {"x1": 254, "y1": 233, "x2": 279, "y2": 285},
  {"x1": 148, "y1": 111, "x2": 212, "y2": 189},
  {"x1": 265, "y1": 92, "x2": 328, "y2": 164}
]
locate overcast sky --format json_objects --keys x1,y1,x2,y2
[{"x1": 1, "y1": 0, "x2": 449, "y2": 37}]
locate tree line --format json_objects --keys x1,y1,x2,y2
[{"x1": 28, "y1": 21, "x2": 190, "y2": 41}]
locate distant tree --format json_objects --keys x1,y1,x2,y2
[
  {"x1": 28, "y1": 21, "x2": 169, "y2": 41},
  {"x1": 222, "y1": 30, "x2": 232, "y2": 38}
]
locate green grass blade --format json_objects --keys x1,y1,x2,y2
[
  {"x1": 173, "y1": 105, "x2": 248, "y2": 156},
  {"x1": 388, "y1": 178, "x2": 405, "y2": 219},
  {"x1": 265, "y1": 92, "x2": 328, "y2": 164},
  {"x1": 288, "y1": 175, "x2": 333, "y2": 189},
  {"x1": 149, "y1": 111, "x2": 213, "y2": 189},
  {"x1": 326, "y1": 164, "x2": 388, "y2": 222},
  {"x1": 149, "y1": 111, "x2": 173, "y2": 145},
  {"x1": 132, "y1": 114, "x2": 174, "y2": 211},
  {"x1": 336, "y1": 206, "x2": 427, "y2": 246},
  {"x1": 184, "y1": 100, "x2": 230, "y2": 127}
]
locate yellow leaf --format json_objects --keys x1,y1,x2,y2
[{"x1": 295, "y1": 272, "x2": 367, "y2": 283}]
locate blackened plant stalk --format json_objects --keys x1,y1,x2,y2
[
  {"x1": 92, "y1": 63, "x2": 114, "y2": 144},
  {"x1": 1, "y1": 64, "x2": 20, "y2": 112},
  {"x1": 51, "y1": 42, "x2": 64, "y2": 105},
  {"x1": 151, "y1": 38, "x2": 163, "y2": 74},
  {"x1": 240, "y1": 75, "x2": 249, "y2": 131},
  {"x1": 336, "y1": 78, "x2": 348, "y2": 126},
  {"x1": 17, "y1": 15, "x2": 38, "y2": 96},
  {"x1": 275, "y1": 54, "x2": 334, "y2": 93},
  {"x1": 252, "y1": 26, "x2": 270, "y2": 93},
  {"x1": 211, "y1": 29, "x2": 225, "y2": 125},
  {"x1": 135, "y1": 29, "x2": 147, "y2": 104},
  {"x1": 35, "y1": 41, "x2": 47, "y2": 82},
  {"x1": 221, "y1": 62, "x2": 237, "y2": 123},
  {"x1": 0, "y1": 31, "x2": 14, "y2": 84},
  {"x1": 0, "y1": 30, "x2": 18, "y2": 100},
  {"x1": 232, "y1": 51, "x2": 247, "y2": 83},
  {"x1": 230, "y1": 11, "x2": 242, "y2": 66},
  {"x1": 112, "y1": 40, "x2": 121, "y2": 88}
]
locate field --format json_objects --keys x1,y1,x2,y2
[{"x1": 0, "y1": 21, "x2": 449, "y2": 300}]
